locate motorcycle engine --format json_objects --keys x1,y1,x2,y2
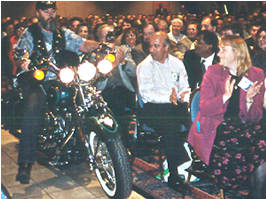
[{"x1": 47, "y1": 84, "x2": 73, "y2": 107}]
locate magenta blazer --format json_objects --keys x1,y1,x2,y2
[{"x1": 187, "y1": 64, "x2": 265, "y2": 165}]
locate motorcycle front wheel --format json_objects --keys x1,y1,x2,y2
[{"x1": 86, "y1": 131, "x2": 132, "y2": 199}]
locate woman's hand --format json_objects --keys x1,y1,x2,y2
[
  {"x1": 223, "y1": 75, "x2": 236, "y2": 103},
  {"x1": 246, "y1": 81, "x2": 263, "y2": 102}
]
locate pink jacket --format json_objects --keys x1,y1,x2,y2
[{"x1": 187, "y1": 64, "x2": 265, "y2": 165}]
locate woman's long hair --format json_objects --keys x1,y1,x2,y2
[{"x1": 220, "y1": 35, "x2": 252, "y2": 76}]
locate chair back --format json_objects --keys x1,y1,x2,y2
[{"x1": 190, "y1": 88, "x2": 200, "y2": 122}]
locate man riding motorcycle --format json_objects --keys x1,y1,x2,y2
[{"x1": 14, "y1": 1, "x2": 98, "y2": 184}]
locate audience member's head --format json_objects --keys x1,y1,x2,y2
[
  {"x1": 256, "y1": 26, "x2": 266, "y2": 51},
  {"x1": 96, "y1": 23, "x2": 115, "y2": 42},
  {"x1": 218, "y1": 35, "x2": 251, "y2": 76},
  {"x1": 195, "y1": 30, "x2": 219, "y2": 58},
  {"x1": 121, "y1": 19, "x2": 132, "y2": 32},
  {"x1": 14, "y1": 23, "x2": 26, "y2": 38},
  {"x1": 121, "y1": 27, "x2": 137, "y2": 48},
  {"x1": 220, "y1": 23, "x2": 244, "y2": 38},
  {"x1": 155, "y1": 19, "x2": 168, "y2": 33},
  {"x1": 77, "y1": 23, "x2": 89, "y2": 39},
  {"x1": 216, "y1": 17, "x2": 224, "y2": 33},
  {"x1": 201, "y1": 16, "x2": 217, "y2": 33},
  {"x1": 69, "y1": 17, "x2": 83, "y2": 32},
  {"x1": 248, "y1": 22, "x2": 261, "y2": 40},
  {"x1": 149, "y1": 31, "x2": 170, "y2": 63},
  {"x1": 142, "y1": 22, "x2": 155, "y2": 43},
  {"x1": 170, "y1": 18, "x2": 184, "y2": 36},
  {"x1": 186, "y1": 21, "x2": 200, "y2": 41}
]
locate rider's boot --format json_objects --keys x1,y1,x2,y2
[{"x1": 16, "y1": 163, "x2": 32, "y2": 184}]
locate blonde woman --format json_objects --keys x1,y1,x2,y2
[{"x1": 188, "y1": 35, "x2": 265, "y2": 192}]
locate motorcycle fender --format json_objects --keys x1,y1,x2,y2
[{"x1": 88, "y1": 114, "x2": 118, "y2": 135}]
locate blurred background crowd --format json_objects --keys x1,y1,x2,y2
[{"x1": 2, "y1": 1, "x2": 266, "y2": 76}]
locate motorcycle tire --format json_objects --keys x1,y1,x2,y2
[{"x1": 87, "y1": 131, "x2": 132, "y2": 199}]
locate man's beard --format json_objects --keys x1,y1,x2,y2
[{"x1": 39, "y1": 16, "x2": 57, "y2": 32}]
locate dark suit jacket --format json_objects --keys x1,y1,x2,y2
[
  {"x1": 183, "y1": 50, "x2": 219, "y2": 91},
  {"x1": 245, "y1": 37, "x2": 257, "y2": 59}
]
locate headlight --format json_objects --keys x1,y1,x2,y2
[
  {"x1": 33, "y1": 69, "x2": 45, "y2": 81},
  {"x1": 77, "y1": 62, "x2": 96, "y2": 81},
  {"x1": 105, "y1": 53, "x2": 115, "y2": 63},
  {"x1": 59, "y1": 67, "x2": 75, "y2": 84},
  {"x1": 97, "y1": 59, "x2": 113, "y2": 74}
]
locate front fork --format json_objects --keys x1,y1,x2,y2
[{"x1": 84, "y1": 131, "x2": 102, "y2": 171}]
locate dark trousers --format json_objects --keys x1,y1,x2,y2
[
  {"x1": 18, "y1": 83, "x2": 46, "y2": 164},
  {"x1": 139, "y1": 102, "x2": 190, "y2": 175},
  {"x1": 102, "y1": 86, "x2": 136, "y2": 146}
]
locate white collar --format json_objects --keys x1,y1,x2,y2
[
  {"x1": 152, "y1": 56, "x2": 169, "y2": 66},
  {"x1": 201, "y1": 53, "x2": 215, "y2": 62}
]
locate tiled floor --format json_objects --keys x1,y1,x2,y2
[{"x1": 1, "y1": 129, "x2": 145, "y2": 199}]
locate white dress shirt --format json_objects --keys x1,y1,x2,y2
[
  {"x1": 200, "y1": 53, "x2": 215, "y2": 71},
  {"x1": 137, "y1": 54, "x2": 190, "y2": 104}
]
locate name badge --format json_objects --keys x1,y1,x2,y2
[
  {"x1": 171, "y1": 72, "x2": 179, "y2": 82},
  {"x1": 238, "y1": 77, "x2": 253, "y2": 92}
]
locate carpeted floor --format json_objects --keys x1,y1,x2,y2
[{"x1": 131, "y1": 156, "x2": 249, "y2": 199}]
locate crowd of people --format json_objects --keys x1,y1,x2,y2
[
  {"x1": 1, "y1": 1, "x2": 265, "y2": 198},
  {"x1": 2, "y1": 2, "x2": 266, "y2": 72}
]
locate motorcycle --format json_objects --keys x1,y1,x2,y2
[{"x1": 3, "y1": 50, "x2": 132, "y2": 199}]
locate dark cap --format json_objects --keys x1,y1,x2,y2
[{"x1": 36, "y1": 1, "x2": 56, "y2": 10}]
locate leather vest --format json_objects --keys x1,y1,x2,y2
[{"x1": 28, "y1": 23, "x2": 65, "y2": 65}]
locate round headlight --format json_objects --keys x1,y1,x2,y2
[
  {"x1": 33, "y1": 69, "x2": 45, "y2": 81},
  {"x1": 59, "y1": 67, "x2": 75, "y2": 84},
  {"x1": 104, "y1": 54, "x2": 115, "y2": 63},
  {"x1": 77, "y1": 62, "x2": 97, "y2": 81},
  {"x1": 97, "y1": 59, "x2": 113, "y2": 74}
]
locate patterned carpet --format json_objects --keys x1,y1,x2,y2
[
  {"x1": 131, "y1": 157, "x2": 249, "y2": 199},
  {"x1": 132, "y1": 158, "x2": 185, "y2": 199}
]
